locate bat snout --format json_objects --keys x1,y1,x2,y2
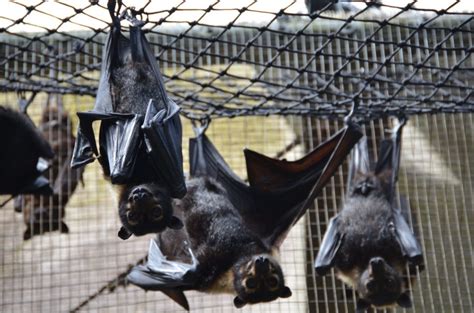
[
  {"x1": 129, "y1": 187, "x2": 151, "y2": 203},
  {"x1": 370, "y1": 257, "x2": 384, "y2": 267},
  {"x1": 369, "y1": 257, "x2": 387, "y2": 276},
  {"x1": 255, "y1": 256, "x2": 270, "y2": 272}
]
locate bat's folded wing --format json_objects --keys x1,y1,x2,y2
[
  {"x1": 14, "y1": 158, "x2": 52, "y2": 196},
  {"x1": 394, "y1": 197, "x2": 424, "y2": 267},
  {"x1": 71, "y1": 112, "x2": 115, "y2": 169},
  {"x1": 71, "y1": 112, "x2": 142, "y2": 184},
  {"x1": 244, "y1": 123, "x2": 362, "y2": 247},
  {"x1": 127, "y1": 239, "x2": 196, "y2": 310},
  {"x1": 18, "y1": 174, "x2": 53, "y2": 196},
  {"x1": 347, "y1": 136, "x2": 370, "y2": 189},
  {"x1": 142, "y1": 99, "x2": 186, "y2": 199},
  {"x1": 189, "y1": 131, "x2": 255, "y2": 214},
  {"x1": 314, "y1": 216, "x2": 344, "y2": 275},
  {"x1": 71, "y1": 27, "x2": 117, "y2": 169},
  {"x1": 99, "y1": 114, "x2": 143, "y2": 183}
]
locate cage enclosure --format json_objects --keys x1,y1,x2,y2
[{"x1": 0, "y1": 1, "x2": 473, "y2": 312}]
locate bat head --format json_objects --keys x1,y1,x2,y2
[
  {"x1": 350, "y1": 172, "x2": 391, "y2": 199},
  {"x1": 356, "y1": 257, "x2": 411, "y2": 309},
  {"x1": 232, "y1": 254, "x2": 292, "y2": 308},
  {"x1": 23, "y1": 200, "x2": 69, "y2": 240},
  {"x1": 118, "y1": 183, "x2": 183, "y2": 240}
]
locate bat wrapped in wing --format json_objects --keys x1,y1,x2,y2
[
  {"x1": 71, "y1": 1, "x2": 185, "y2": 239},
  {"x1": 314, "y1": 117, "x2": 424, "y2": 312},
  {"x1": 20, "y1": 93, "x2": 85, "y2": 240},
  {"x1": 128, "y1": 119, "x2": 362, "y2": 309}
]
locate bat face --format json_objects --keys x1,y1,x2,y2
[
  {"x1": 233, "y1": 254, "x2": 292, "y2": 308},
  {"x1": 356, "y1": 257, "x2": 409, "y2": 309},
  {"x1": 23, "y1": 198, "x2": 69, "y2": 240},
  {"x1": 118, "y1": 183, "x2": 183, "y2": 239}
]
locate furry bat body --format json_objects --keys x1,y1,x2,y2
[
  {"x1": 110, "y1": 57, "x2": 184, "y2": 239},
  {"x1": 22, "y1": 103, "x2": 84, "y2": 240},
  {"x1": 160, "y1": 177, "x2": 292, "y2": 308},
  {"x1": 314, "y1": 118, "x2": 424, "y2": 312}
]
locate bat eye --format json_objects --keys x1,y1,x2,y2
[
  {"x1": 245, "y1": 277, "x2": 257, "y2": 290},
  {"x1": 127, "y1": 211, "x2": 141, "y2": 225},
  {"x1": 151, "y1": 207, "x2": 163, "y2": 221},
  {"x1": 366, "y1": 280, "x2": 376, "y2": 291},
  {"x1": 265, "y1": 275, "x2": 280, "y2": 290}
]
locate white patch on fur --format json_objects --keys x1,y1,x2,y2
[{"x1": 336, "y1": 268, "x2": 359, "y2": 287}]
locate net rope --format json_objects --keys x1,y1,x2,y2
[{"x1": 0, "y1": 0, "x2": 473, "y2": 120}]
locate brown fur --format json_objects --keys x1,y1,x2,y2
[{"x1": 22, "y1": 104, "x2": 83, "y2": 240}]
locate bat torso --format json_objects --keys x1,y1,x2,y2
[
  {"x1": 111, "y1": 62, "x2": 165, "y2": 115},
  {"x1": 22, "y1": 105, "x2": 80, "y2": 239},
  {"x1": 335, "y1": 193, "x2": 404, "y2": 283},
  {"x1": 160, "y1": 177, "x2": 272, "y2": 293}
]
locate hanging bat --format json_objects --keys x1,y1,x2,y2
[
  {"x1": 314, "y1": 117, "x2": 424, "y2": 312},
  {"x1": 127, "y1": 119, "x2": 363, "y2": 310},
  {"x1": 22, "y1": 95, "x2": 85, "y2": 240},
  {"x1": 71, "y1": 1, "x2": 186, "y2": 240},
  {"x1": 0, "y1": 99, "x2": 53, "y2": 199}
]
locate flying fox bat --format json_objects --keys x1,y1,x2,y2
[
  {"x1": 0, "y1": 99, "x2": 53, "y2": 199},
  {"x1": 127, "y1": 119, "x2": 362, "y2": 310},
  {"x1": 71, "y1": 1, "x2": 185, "y2": 239},
  {"x1": 21, "y1": 95, "x2": 85, "y2": 240},
  {"x1": 314, "y1": 117, "x2": 424, "y2": 312}
]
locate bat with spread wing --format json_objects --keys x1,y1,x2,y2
[
  {"x1": 71, "y1": 1, "x2": 185, "y2": 239},
  {"x1": 0, "y1": 94, "x2": 54, "y2": 201},
  {"x1": 314, "y1": 117, "x2": 424, "y2": 312},
  {"x1": 127, "y1": 118, "x2": 362, "y2": 310}
]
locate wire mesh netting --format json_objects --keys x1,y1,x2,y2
[{"x1": 0, "y1": 1, "x2": 473, "y2": 312}]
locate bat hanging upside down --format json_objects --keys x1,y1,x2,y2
[
  {"x1": 22, "y1": 99, "x2": 84, "y2": 240},
  {"x1": 161, "y1": 176, "x2": 292, "y2": 308},
  {"x1": 71, "y1": 1, "x2": 186, "y2": 240},
  {"x1": 314, "y1": 117, "x2": 424, "y2": 312}
]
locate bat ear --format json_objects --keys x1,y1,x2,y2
[
  {"x1": 355, "y1": 298, "x2": 370, "y2": 313},
  {"x1": 280, "y1": 286, "x2": 292, "y2": 298},
  {"x1": 168, "y1": 216, "x2": 184, "y2": 230},
  {"x1": 118, "y1": 226, "x2": 132, "y2": 240},
  {"x1": 233, "y1": 296, "x2": 247, "y2": 308},
  {"x1": 397, "y1": 292, "x2": 412, "y2": 308},
  {"x1": 60, "y1": 222, "x2": 69, "y2": 233}
]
